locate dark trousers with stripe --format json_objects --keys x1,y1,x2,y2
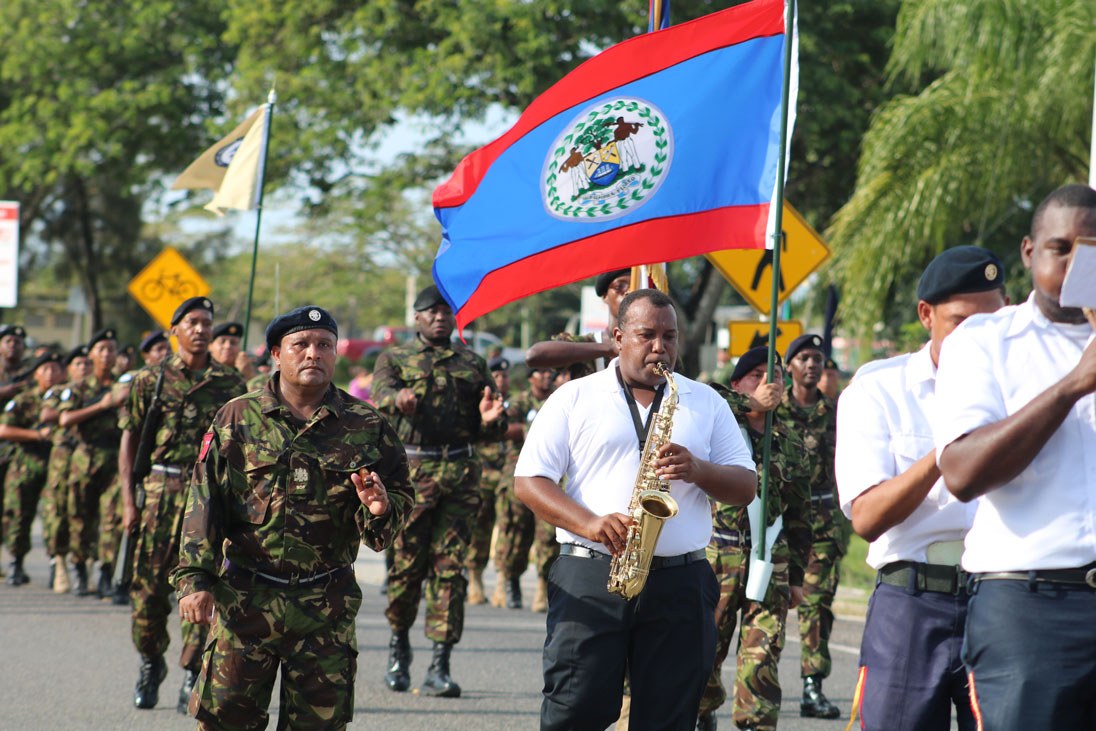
[
  {"x1": 963, "y1": 578, "x2": 1096, "y2": 731},
  {"x1": 853, "y1": 580, "x2": 974, "y2": 731},
  {"x1": 540, "y1": 554, "x2": 718, "y2": 731}
]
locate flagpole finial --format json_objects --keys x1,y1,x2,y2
[{"x1": 268, "y1": 77, "x2": 277, "y2": 105}]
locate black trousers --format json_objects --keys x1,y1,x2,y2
[{"x1": 540, "y1": 553, "x2": 719, "y2": 731}]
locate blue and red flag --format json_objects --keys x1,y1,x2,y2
[{"x1": 432, "y1": 0, "x2": 795, "y2": 329}]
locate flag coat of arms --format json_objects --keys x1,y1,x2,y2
[
  {"x1": 172, "y1": 105, "x2": 270, "y2": 216},
  {"x1": 432, "y1": 0, "x2": 795, "y2": 328}
]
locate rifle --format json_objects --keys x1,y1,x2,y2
[{"x1": 112, "y1": 361, "x2": 167, "y2": 603}]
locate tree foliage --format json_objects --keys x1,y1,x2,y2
[{"x1": 827, "y1": 0, "x2": 1095, "y2": 339}]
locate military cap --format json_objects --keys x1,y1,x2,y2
[
  {"x1": 87, "y1": 327, "x2": 117, "y2": 351},
  {"x1": 784, "y1": 333, "x2": 824, "y2": 364},
  {"x1": 0, "y1": 325, "x2": 26, "y2": 340},
  {"x1": 171, "y1": 296, "x2": 214, "y2": 326},
  {"x1": 28, "y1": 351, "x2": 62, "y2": 373},
  {"x1": 265, "y1": 306, "x2": 338, "y2": 349},
  {"x1": 139, "y1": 330, "x2": 168, "y2": 353},
  {"x1": 595, "y1": 269, "x2": 631, "y2": 297},
  {"x1": 212, "y1": 322, "x2": 244, "y2": 340},
  {"x1": 731, "y1": 346, "x2": 782, "y2": 383},
  {"x1": 916, "y1": 245, "x2": 1005, "y2": 305},
  {"x1": 63, "y1": 345, "x2": 89, "y2": 366},
  {"x1": 413, "y1": 284, "x2": 449, "y2": 312},
  {"x1": 489, "y1": 356, "x2": 510, "y2": 372},
  {"x1": 824, "y1": 357, "x2": 839, "y2": 371}
]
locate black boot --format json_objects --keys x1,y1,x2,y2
[
  {"x1": 97, "y1": 563, "x2": 113, "y2": 598},
  {"x1": 384, "y1": 630, "x2": 412, "y2": 692},
  {"x1": 177, "y1": 666, "x2": 199, "y2": 714},
  {"x1": 696, "y1": 711, "x2": 717, "y2": 730},
  {"x1": 47, "y1": 558, "x2": 56, "y2": 590},
  {"x1": 134, "y1": 654, "x2": 168, "y2": 709},
  {"x1": 801, "y1": 675, "x2": 840, "y2": 719},
  {"x1": 73, "y1": 561, "x2": 91, "y2": 596},
  {"x1": 505, "y1": 576, "x2": 522, "y2": 610},
  {"x1": 111, "y1": 580, "x2": 131, "y2": 606},
  {"x1": 420, "y1": 641, "x2": 461, "y2": 698},
  {"x1": 6, "y1": 558, "x2": 27, "y2": 586}
]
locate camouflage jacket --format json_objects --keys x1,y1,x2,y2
[
  {"x1": 41, "y1": 384, "x2": 80, "y2": 449},
  {"x1": 246, "y1": 373, "x2": 269, "y2": 393},
  {"x1": 119, "y1": 353, "x2": 246, "y2": 467},
  {"x1": 172, "y1": 376, "x2": 414, "y2": 598},
  {"x1": 780, "y1": 387, "x2": 838, "y2": 500},
  {"x1": 56, "y1": 373, "x2": 122, "y2": 449},
  {"x1": 372, "y1": 336, "x2": 506, "y2": 447},
  {"x1": 1, "y1": 386, "x2": 51, "y2": 463},
  {"x1": 712, "y1": 385, "x2": 812, "y2": 586},
  {"x1": 478, "y1": 389, "x2": 548, "y2": 472},
  {"x1": 550, "y1": 331, "x2": 602, "y2": 379}
]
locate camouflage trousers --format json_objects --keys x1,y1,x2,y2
[
  {"x1": 530, "y1": 518, "x2": 559, "y2": 580},
  {"x1": 191, "y1": 572, "x2": 361, "y2": 730},
  {"x1": 3, "y1": 452, "x2": 48, "y2": 559},
  {"x1": 97, "y1": 473, "x2": 124, "y2": 567},
  {"x1": 67, "y1": 443, "x2": 118, "y2": 564},
  {"x1": 40, "y1": 444, "x2": 73, "y2": 556},
  {"x1": 492, "y1": 474, "x2": 534, "y2": 578},
  {"x1": 386, "y1": 456, "x2": 480, "y2": 644},
  {"x1": 131, "y1": 468, "x2": 206, "y2": 668},
  {"x1": 797, "y1": 503, "x2": 850, "y2": 679},
  {"x1": 700, "y1": 536, "x2": 791, "y2": 731},
  {"x1": 467, "y1": 466, "x2": 502, "y2": 574}
]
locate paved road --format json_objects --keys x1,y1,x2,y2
[{"x1": 0, "y1": 528, "x2": 867, "y2": 730}]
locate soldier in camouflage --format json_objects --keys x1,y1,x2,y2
[
  {"x1": 0, "y1": 352, "x2": 63, "y2": 585},
  {"x1": 373, "y1": 284, "x2": 506, "y2": 698},
  {"x1": 0, "y1": 324, "x2": 27, "y2": 575},
  {"x1": 118, "y1": 297, "x2": 246, "y2": 712},
  {"x1": 491, "y1": 365, "x2": 554, "y2": 611},
  {"x1": 57, "y1": 328, "x2": 128, "y2": 596},
  {"x1": 139, "y1": 330, "x2": 172, "y2": 368},
  {"x1": 171, "y1": 305, "x2": 414, "y2": 730},
  {"x1": 782, "y1": 334, "x2": 847, "y2": 720},
  {"x1": 38, "y1": 346, "x2": 91, "y2": 592},
  {"x1": 697, "y1": 347, "x2": 812, "y2": 731}
]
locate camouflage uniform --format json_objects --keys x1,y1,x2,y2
[
  {"x1": 57, "y1": 374, "x2": 123, "y2": 564},
  {"x1": 781, "y1": 388, "x2": 849, "y2": 682},
  {"x1": 373, "y1": 336, "x2": 506, "y2": 644},
  {"x1": 492, "y1": 388, "x2": 549, "y2": 578},
  {"x1": 0, "y1": 362, "x2": 26, "y2": 550},
  {"x1": 700, "y1": 386, "x2": 812, "y2": 730},
  {"x1": 99, "y1": 371, "x2": 139, "y2": 568},
  {"x1": 466, "y1": 420, "x2": 509, "y2": 576},
  {"x1": 550, "y1": 331, "x2": 601, "y2": 379},
  {"x1": 40, "y1": 385, "x2": 79, "y2": 557},
  {"x1": 171, "y1": 376, "x2": 414, "y2": 729},
  {"x1": 119, "y1": 353, "x2": 245, "y2": 670},
  {"x1": 246, "y1": 373, "x2": 269, "y2": 393},
  {"x1": 1, "y1": 387, "x2": 51, "y2": 559}
]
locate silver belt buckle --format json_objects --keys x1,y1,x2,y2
[{"x1": 1085, "y1": 568, "x2": 1096, "y2": 589}]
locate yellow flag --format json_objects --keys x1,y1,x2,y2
[{"x1": 171, "y1": 106, "x2": 269, "y2": 216}]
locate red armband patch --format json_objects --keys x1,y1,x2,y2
[{"x1": 199, "y1": 431, "x2": 214, "y2": 462}]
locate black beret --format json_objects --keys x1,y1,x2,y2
[
  {"x1": 595, "y1": 269, "x2": 631, "y2": 297},
  {"x1": 413, "y1": 285, "x2": 449, "y2": 312},
  {"x1": 63, "y1": 345, "x2": 89, "y2": 366},
  {"x1": 119, "y1": 344, "x2": 136, "y2": 357},
  {"x1": 265, "y1": 306, "x2": 338, "y2": 350},
  {"x1": 139, "y1": 330, "x2": 168, "y2": 353},
  {"x1": 0, "y1": 325, "x2": 26, "y2": 340},
  {"x1": 917, "y1": 246, "x2": 1005, "y2": 305},
  {"x1": 785, "y1": 333, "x2": 824, "y2": 364},
  {"x1": 171, "y1": 296, "x2": 214, "y2": 326},
  {"x1": 731, "y1": 346, "x2": 782, "y2": 383},
  {"x1": 87, "y1": 327, "x2": 117, "y2": 350},
  {"x1": 28, "y1": 351, "x2": 62, "y2": 373},
  {"x1": 824, "y1": 357, "x2": 839, "y2": 371},
  {"x1": 212, "y1": 322, "x2": 244, "y2": 340},
  {"x1": 488, "y1": 356, "x2": 510, "y2": 372}
]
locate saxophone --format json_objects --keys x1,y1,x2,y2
[{"x1": 607, "y1": 362, "x2": 680, "y2": 599}]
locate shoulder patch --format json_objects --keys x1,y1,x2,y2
[
  {"x1": 43, "y1": 389, "x2": 53, "y2": 399},
  {"x1": 199, "y1": 431, "x2": 214, "y2": 462},
  {"x1": 3, "y1": 401, "x2": 14, "y2": 412},
  {"x1": 61, "y1": 388, "x2": 72, "y2": 401},
  {"x1": 119, "y1": 373, "x2": 134, "y2": 383}
]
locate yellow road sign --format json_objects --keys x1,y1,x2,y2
[
  {"x1": 706, "y1": 202, "x2": 831, "y2": 315},
  {"x1": 727, "y1": 320, "x2": 803, "y2": 359},
  {"x1": 127, "y1": 247, "x2": 212, "y2": 329}
]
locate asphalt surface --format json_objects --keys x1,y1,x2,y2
[{"x1": 0, "y1": 523, "x2": 870, "y2": 730}]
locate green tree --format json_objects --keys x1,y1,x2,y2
[{"x1": 827, "y1": 0, "x2": 1095, "y2": 339}]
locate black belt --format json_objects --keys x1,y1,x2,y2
[
  {"x1": 223, "y1": 559, "x2": 353, "y2": 588},
  {"x1": 560, "y1": 543, "x2": 706, "y2": 570},
  {"x1": 975, "y1": 562, "x2": 1096, "y2": 589},
  {"x1": 879, "y1": 561, "x2": 969, "y2": 595},
  {"x1": 403, "y1": 443, "x2": 474, "y2": 460}
]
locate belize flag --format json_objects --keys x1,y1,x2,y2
[{"x1": 433, "y1": 0, "x2": 796, "y2": 329}]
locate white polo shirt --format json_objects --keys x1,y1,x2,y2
[
  {"x1": 934, "y1": 294, "x2": 1096, "y2": 572},
  {"x1": 836, "y1": 344, "x2": 975, "y2": 570},
  {"x1": 514, "y1": 358, "x2": 754, "y2": 556}
]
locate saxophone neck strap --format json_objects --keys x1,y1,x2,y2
[{"x1": 616, "y1": 366, "x2": 665, "y2": 452}]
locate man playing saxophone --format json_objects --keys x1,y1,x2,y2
[{"x1": 515, "y1": 289, "x2": 757, "y2": 731}]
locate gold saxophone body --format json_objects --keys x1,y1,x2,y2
[{"x1": 607, "y1": 362, "x2": 680, "y2": 600}]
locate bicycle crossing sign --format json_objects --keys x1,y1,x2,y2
[
  {"x1": 706, "y1": 202, "x2": 831, "y2": 316},
  {"x1": 127, "y1": 246, "x2": 212, "y2": 328}
]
